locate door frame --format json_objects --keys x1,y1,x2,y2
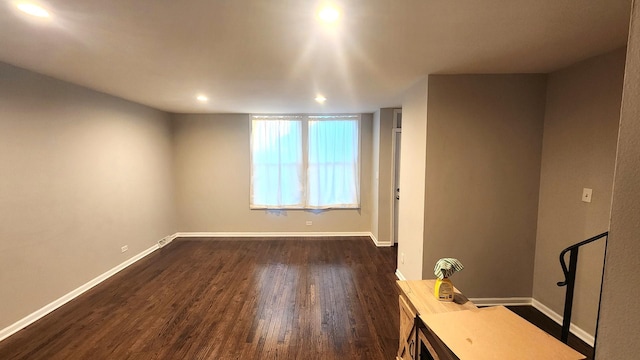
[{"x1": 390, "y1": 109, "x2": 402, "y2": 245}]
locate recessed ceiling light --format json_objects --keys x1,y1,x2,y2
[
  {"x1": 16, "y1": 2, "x2": 50, "y2": 18},
  {"x1": 196, "y1": 95, "x2": 208, "y2": 102},
  {"x1": 318, "y1": 5, "x2": 340, "y2": 23},
  {"x1": 315, "y1": 95, "x2": 327, "y2": 103}
]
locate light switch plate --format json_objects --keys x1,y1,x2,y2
[{"x1": 582, "y1": 188, "x2": 593, "y2": 203}]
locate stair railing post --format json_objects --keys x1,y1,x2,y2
[
  {"x1": 556, "y1": 231, "x2": 608, "y2": 345},
  {"x1": 560, "y1": 249, "x2": 579, "y2": 343}
]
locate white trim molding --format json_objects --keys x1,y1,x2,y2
[
  {"x1": 0, "y1": 240, "x2": 164, "y2": 343},
  {"x1": 369, "y1": 232, "x2": 394, "y2": 247},
  {"x1": 158, "y1": 233, "x2": 178, "y2": 248},
  {"x1": 468, "y1": 297, "x2": 533, "y2": 307},
  {"x1": 173, "y1": 231, "x2": 373, "y2": 239},
  {"x1": 532, "y1": 299, "x2": 595, "y2": 346},
  {"x1": 390, "y1": 110, "x2": 402, "y2": 245},
  {"x1": 395, "y1": 269, "x2": 407, "y2": 281},
  {"x1": 370, "y1": 232, "x2": 379, "y2": 246},
  {"x1": 173, "y1": 231, "x2": 394, "y2": 248}
]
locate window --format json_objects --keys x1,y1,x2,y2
[
  {"x1": 250, "y1": 115, "x2": 304, "y2": 208},
  {"x1": 250, "y1": 114, "x2": 360, "y2": 209}
]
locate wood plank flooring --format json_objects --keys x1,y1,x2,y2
[
  {"x1": 0, "y1": 237, "x2": 596, "y2": 359},
  {"x1": 0, "y1": 238, "x2": 400, "y2": 360}
]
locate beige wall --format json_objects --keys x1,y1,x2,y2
[
  {"x1": 397, "y1": 78, "x2": 428, "y2": 280},
  {"x1": 172, "y1": 113, "x2": 373, "y2": 233},
  {"x1": 423, "y1": 74, "x2": 547, "y2": 297},
  {"x1": 371, "y1": 108, "x2": 395, "y2": 245},
  {"x1": 0, "y1": 62, "x2": 176, "y2": 330},
  {"x1": 597, "y1": 1, "x2": 640, "y2": 357},
  {"x1": 533, "y1": 49, "x2": 626, "y2": 337}
]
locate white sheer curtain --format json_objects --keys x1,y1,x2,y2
[
  {"x1": 307, "y1": 115, "x2": 359, "y2": 208},
  {"x1": 250, "y1": 116, "x2": 303, "y2": 208},
  {"x1": 250, "y1": 114, "x2": 360, "y2": 209}
]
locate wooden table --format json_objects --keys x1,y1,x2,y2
[
  {"x1": 397, "y1": 280, "x2": 586, "y2": 360},
  {"x1": 397, "y1": 280, "x2": 476, "y2": 360}
]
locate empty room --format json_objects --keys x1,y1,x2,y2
[{"x1": 1, "y1": 1, "x2": 639, "y2": 359}]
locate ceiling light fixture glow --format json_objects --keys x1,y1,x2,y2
[
  {"x1": 318, "y1": 5, "x2": 340, "y2": 23},
  {"x1": 315, "y1": 95, "x2": 327, "y2": 103},
  {"x1": 16, "y1": 2, "x2": 50, "y2": 18},
  {"x1": 196, "y1": 95, "x2": 208, "y2": 102}
]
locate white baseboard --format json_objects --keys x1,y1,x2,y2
[
  {"x1": 369, "y1": 233, "x2": 394, "y2": 247},
  {"x1": 395, "y1": 269, "x2": 407, "y2": 281},
  {"x1": 173, "y1": 231, "x2": 373, "y2": 239},
  {"x1": 469, "y1": 297, "x2": 533, "y2": 307},
  {"x1": 369, "y1": 233, "x2": 379, "y2": 246},
  {"x1": 0, "y1": 240, "x2": 165, "y2": 343},
  {"x1": 173, "y1": 231, "x2": 398, "y2": 248},
  {"x1": 158, "y1": 234, "x2": 176, "y2": 248},
  {"x1": 532, "y1": 299, "x2": 595, "y2": 346}
]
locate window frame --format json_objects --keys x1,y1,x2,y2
[{"x1": 249, "y1": 113, "x2": 361, "y2": 210}]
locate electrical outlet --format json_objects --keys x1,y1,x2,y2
[
  {"x1": 121, "y1": 245, "x2": 128, "y2": 253},
  {"x1": 159, "y1": 236, "x2": 174, "y2": 248},
  {"x1": 158, "y1": 237, "x2": 168, "y2": 247},
  {"x1": 582, "y1": 188, "x2": 593, "y2": 203},
  {"x1": 306, "y1": 221, "x2": 312, "y2": 226}
]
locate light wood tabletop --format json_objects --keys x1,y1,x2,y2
[
  {"x1": 420, "y1": 305, "x2": 586, "y2": 360},
  {"x1": 397, "y1": 279, "x2": 477, "y2": 315}
]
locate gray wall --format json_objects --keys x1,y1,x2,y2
[
  {"x1": 0, "y1": 62, "x2": 176, "y2": 330},
  {"x1": 597, "y1": 1, "x2": 640, "y2": 357},
  {"x1": 533, "y1": 49, "x2": 626, "y2": 336},
  {"x1": 172, "y1": 113, "x2": 373, "y2": 233},
  {"x1": 423, "y1": 74, "x2": 547, "y2": 297},
  {"x1": 371, "y1": 108, "x2": 395, "y2": 244}
]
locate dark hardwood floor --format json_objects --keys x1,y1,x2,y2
[
  {"x1": 0, "y1": 238, "x2": 400, "y2": 360},
  {"x1": 0, "y1": 237, "x2": 595, "y2": 359}
]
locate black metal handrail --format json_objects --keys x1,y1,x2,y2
[{"x1": 557, "y1": 231, "x2": 609, "y2": 345}]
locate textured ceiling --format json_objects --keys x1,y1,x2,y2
[{"x1": 0, "y1": 0, "x2": 632, "y2": 113}]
